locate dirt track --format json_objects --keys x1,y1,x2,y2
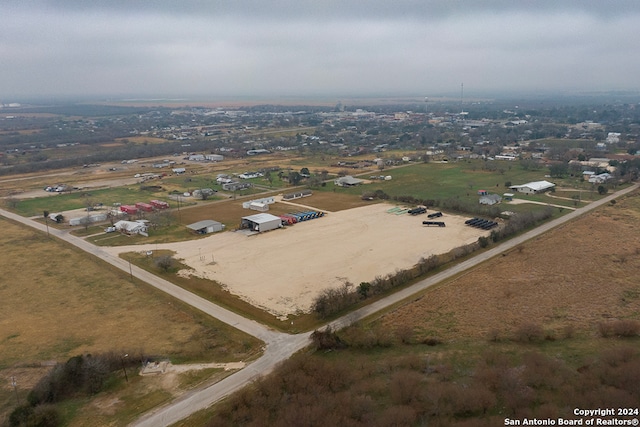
[{"x1": 103, "y1": 204, "x2": 489, "y2": 319}]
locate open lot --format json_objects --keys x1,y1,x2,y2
[
  {"x1": 104, "y1": 203, "x2": 490, "y2": 319},
  {"x1": 378, "y1": 188, "x2": 640, "y2": 341},
  {"x1": 0, "y1": 216, "x2": 261, "y2": 424}
]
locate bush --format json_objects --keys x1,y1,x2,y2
[
  {"x1": 154, "y1": 254, "x2": 175, "y2": 273},
  {"x1": 599, "y1": 320, "x2": 640, "y2": 338},
  {"x1": 513, "y1": 323, "x2": 545, "y2": 342},
  {"x1": 310, "y1": 326, "x2": 344, "y2": 350}
]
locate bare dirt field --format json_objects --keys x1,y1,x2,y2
[
  {"x1": 104, "y1": 203, "x2": 489, "y2": 319},
  {"x1": 378, "y1": 189, "x2": 640, "y2": 341}
]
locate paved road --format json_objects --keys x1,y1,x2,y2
[{"x1": 0, "y1": 182, "x2": 637, "y2": 426}]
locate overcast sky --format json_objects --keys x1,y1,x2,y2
[{"x1": 1, "y1": 1, "x2": 639, "y2": 100}]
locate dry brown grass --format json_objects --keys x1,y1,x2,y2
[
  {"x1": 379, "y1": 190, "x2": 640, "y2": 341},
  {"x1": 0, "y1": 216, "x2": 261, "y2": 421}
]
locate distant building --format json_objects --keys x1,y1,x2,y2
[{"x1": 334, "y1": 176, "x2": 364, "y2": 187}]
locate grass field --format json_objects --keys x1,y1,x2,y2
[
  {"x1": 377, "y1": 188, "x2": 640, "y2": 340},
  {"x1": 325, "y1": 161, "x2": 548, "y2": 199},
  {"x1": 180, "y1": 189, "x2": 640, "y2": 427},
  {"x1": 0, "y1": 217, "x2": 261, "y2": 425},
  {"x1": 10, "y1": 186, "x2": 173, "y2": 217}
]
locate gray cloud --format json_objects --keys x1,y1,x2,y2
[{"x1": 1, "y1": 1, "x2": 639, "y2": 99}]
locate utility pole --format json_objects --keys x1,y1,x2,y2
[
  {"x1": 11, "y1": 376, "x2": 18, "y2": 404},
  {"x1": 43, "y1": 211, "x2": 50, "y2": 237},
  {"x1": 121, "y1": 354, "x2": 129, "y2": 383}
]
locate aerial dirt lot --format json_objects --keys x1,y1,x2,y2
[
  {"x1": 378, "y1": 190, "x2": 640, "y2": 341},
  {"x1": 103, "y1": 203, "x2": 488, "y2": 319}
]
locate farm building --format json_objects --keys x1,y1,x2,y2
[
  {"x1": 479, "y1": 194, "x2": 502, "y2": 205},
  {"x1": 114, "y1": 220, "x2": 148, "y2": 235},
  {"x1": 205, "y1": 154, "x2": 224, "y2": 161},
  {"x1": 242, "y1": 197, "x2": 275, "y2": 211},
  {"x1": 334, "y1": 176, "x2": 364, "y2": 187},
  {"x1": 509, "y1": 180, "x2": 555, "y2": 194},
  {"x1": 172, "y1": 167, "x2": 186, "y2": 174},
  {"x1": 283, "y1": 189, "x2": 312, "y2": 200},
  {"x1": 241, "y1": 213, "x2": 282, "y2": 233},
  {"x1": 223, "y1": 181, "x2": 252, "y2": 191},
  {"x1": 187, "y1": 220, "x2": 225, "y2": 234},
  {"x1": 69, "y1": 213, "x2": 107, "y2": 226},
  {"x1": 192, "y1": 188, "x2": 217, "y2": 199}
]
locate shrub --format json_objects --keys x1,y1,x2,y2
[
  {"x1": 154, "y1": 254, "x2": 175, "y2": 273},
  {"x1": 310, "y1": 326, "x2": 344, "y2": 350},
  {"x1": 599, "y1": 320, "x2": 640, "y2": 338},
  {"x1": 513, "y1": 322, "x2": 545, "y2": 342}
]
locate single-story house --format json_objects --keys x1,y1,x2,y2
[
  {"x1": 334, "y1": 175, "x2": 364, "y2": 187},
  {"x1": 114, "y1": 220, "x2": 148, "y2": 235},
  {"x1": 222, "y1": 181, "x2": 252, "y2": 191},
  {"x1": 509, "y1": 180, "x2": 555, "y2": 194},
  {"x1": 589, "y1": 173, "x2": 612, "y2": 184},
  {"x1": 186, "y1": 220, "x2": 225, "y2": 234},
  {"x1": 241, "y1": 213, "x2": 282, "y2": 232},
  {"x1": 479, "y1": 194, "x2": 502, "y2": 205}
]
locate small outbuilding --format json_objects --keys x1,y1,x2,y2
[
  {"x1": 241, "y1": 213, "x2": 282, "y2": 232},
  {"x1": 187, "y1": 220, "x2": 225, "y2": 234}
]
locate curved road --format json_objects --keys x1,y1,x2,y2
[{"x1": 0, "y1": 183, "x2": 637, "y2": 426}]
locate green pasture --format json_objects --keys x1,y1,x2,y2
[
  {"x1": 326, "y1": 160, "x2": 548, "y2": 200},
  {"x1": 12, "y1": 187, "x2": 173, "y2": 217}
]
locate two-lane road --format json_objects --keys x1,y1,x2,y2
[{"x1": 1, "y1": 182, "x2": 636, "y2": 426}]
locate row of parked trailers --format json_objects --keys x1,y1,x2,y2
[
  {"x1": 120, "y1": 200, "x2": 170, "y2": 215},
  {"x1": 465, "y1": 217, "x2": 498, "y2": 230},
  {"x1": 280, "y1": 211, "x2": 325, "y2": 225}
]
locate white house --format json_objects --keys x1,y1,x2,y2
[
  {"x1": 589, "y1": 173, "x2": 612, "y2": 184},
  {"x1": 114, "y1": 220, "x2": 148, "y2": 236}
]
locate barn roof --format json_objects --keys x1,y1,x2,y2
[
  {"x1": 242, "y1": 213, "x2": 281, "y2": 224},
  {"x1": 510, "y1": 180, "x2": 555, "y2": 191},
  {"x1": 187, "y1": 220, "x2": 223, "y2": 231}
]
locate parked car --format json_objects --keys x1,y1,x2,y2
[{"x1": 105, "y1": 227, "x2": 116, "y2": 233}]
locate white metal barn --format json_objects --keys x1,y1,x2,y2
[
  {"x1": 241, "y1": 213, "x2": 282, "y2": 232},
  {"x1": 509, "y1": 180, "x2": 555, "y2": 194},
  {"x1": 187, "y1": 220, "x2": 225, "y2": 234}
]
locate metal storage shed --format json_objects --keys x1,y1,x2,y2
[
  {"x1": 186, "y1": 220, "x2": 225, "y2": 234},
  {"x1": 241, "y1": 213, "x2": 282, "y2": 232}
]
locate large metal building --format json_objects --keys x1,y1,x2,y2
[
  {"x1": 187, "y1": 220, "x2": 225, "y2": 234},
  {"x1": 241, "y1": 213, "x2": 282, "y2": 232}
]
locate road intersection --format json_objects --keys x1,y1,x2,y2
[{"x1": 0, "y1": 182, "x2": 636, "y2": 426}]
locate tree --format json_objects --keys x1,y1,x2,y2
[
  {"x1": 289, "y1": 171, "x2": 302, "y2": 186},
  {"x1": 549, "y1": 163, "x2": 568, "y2": 178},
  {"x1": 154, "y1": 254, "x2": 175, "y2": 272},
  {"x1": 299, "y1": 167, "x2": 310, "y2": 176},
  {"x1": 597, "y1": 185, "x2": 607, "y2": 195}
]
